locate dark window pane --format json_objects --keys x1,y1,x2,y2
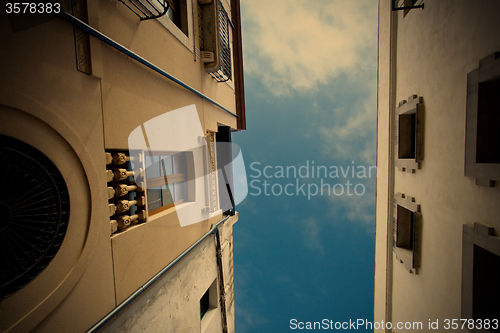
[
  {"x1": 396, "y1": 205, "x2": 414, "y2": 250},
  {"x1": 162, "y1": 185, "x2": 174, "y2": 206},
  {"x1": 473, "y1": 245, "x2": 500, "y2": 328},
  {"x1": 174, "y1": 183, "x2": 184, "y2": 201},
  {"x1": 160, "y1": 156, "x2": 173, "y2": 176},
  {"x1": 398, "y1": 113, "x2": 416, "y2": 159},
  {"x1": 146, "y1": 155, "x2": 161, "y2": 178},
  {"x1": 200, "y1": 289, "x2": 210, "y2": 319},
  {"x1": 476, "y1": 79, "x2": 500, "y2": 163},
  {"x1": 147, "y1": 188, "x2": 162, "y2": 211},
  {"x1": 173, "y1": 154, "x2": 184, "y2": 174}
]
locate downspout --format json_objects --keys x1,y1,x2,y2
[
  {"x1": 213, "y1": 226, "x2": 228, "y2": 333},
  {"x1": 57, "y1": 11, "x2": 238, "y2": 118},
  {"x1": 86, "y1": 214, "x2": 232, "y2": 333}
]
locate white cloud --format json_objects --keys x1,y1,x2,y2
[
  {"x1": 302, "y1": 217, "x2": 325, "y2": 253},
  {"x1": 239, "y1": 0, "x2": 378, "y2": 229},
  {"x1": 241, "y1": 0, "x2": 378, "y2": 94},
  {"x1": 318, "y1": 91, "x2": 377, "y2": 165},
  {"x1": 326, "y1": 178, "x2": 376, "y2": 231}
]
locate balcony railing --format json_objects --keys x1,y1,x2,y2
[
  {"x1": 392, "y1": 0, "x2": 424, "y2": 11},
  {"x1": 118, "y1": 0, "x2": 170, "y2": 20},
  {"x1": 209, "y1": 1, "x2": 232, "y2": 82}
]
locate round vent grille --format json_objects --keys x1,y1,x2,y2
[{"x1": 0, "y1": 135, "x2": 70, "y2": 300}]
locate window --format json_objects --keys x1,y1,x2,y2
[
  {"x1": 465, "y1": 52, "x2": 500, "y2": 187},
  {"x1": 118, "y1": 0, "x2": 192, "y2": 49},
  {"x1": 200, "y1": 279, "x2": 218, "y2": 322},
  {"x1": 396, "y1": 205, "x2": 414, "y2": 250},
  {"x1": 167, "y1": 0, "x2": 189, "y2": 36},
  {"x1": 462, "y1": 222, "x2": 500, "y2": 329},
  {"x1": 395, "y1": 95, "x2": 424, "y2": 173},
  {"x1": 145, "y1": 152, "x2": 192, "y2": 215},
  {"x1": 200, "y1": 289, "x2": 210, "y2": 319},
  {"x1": 393, "y1": 192, "x2": 421, "y2": 274}
]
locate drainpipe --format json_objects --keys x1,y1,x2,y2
[
  {"x1": 57, "y1": 11, "x2": 238, "y2": 118},
  {"x1": 213, "y1": 225, "x2": 229, "y2": 333}
]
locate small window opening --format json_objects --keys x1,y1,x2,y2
[
  {"x1": 200, "y1": 290, "x2": 210, "y2": 319},
  {"x1": 473, "y1": 245, "x2": 500, "y2": 328},
  {"x1": 398, "y1": 113, "x2": 416, "y2": 159},
  {"x1": 200, "y1": 279, "x2": 218, "y2": 320},
  {"x1": 476, "y1": 78, "x2": 500, "y2": 164},
  {"x1": 396, "y1": 205, "x2": 414, "y2": 250}
]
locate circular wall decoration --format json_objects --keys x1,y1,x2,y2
[{"x1": 0, "y1": 134, "x2": 70, "y2": 300}]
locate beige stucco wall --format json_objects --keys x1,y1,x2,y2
[
  {"x1": 102, "y1": 215, "x2": 237, "y2": 333},
  {"x1": 93, "y1": 0, "x2": 237, "y2": 149},
  {"x1": 0, "y1": 10, "x2": 116, "y2": 333},
  {"x1": 375, "y1": 1, "x2": 500, "y2": 332},
  {"x1": 0, "y1": 0, "x2": 239, "y2": 331}
]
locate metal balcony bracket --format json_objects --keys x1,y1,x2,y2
[{"x1": 392, "y1": 0, "x2": 424, "y2": 11}]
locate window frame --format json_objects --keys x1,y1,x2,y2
[
  {"x1": 464, "y1": 52, "x2": 500, "y2": 187},
  {"x1": 395, "y1": 95, "x2": 424, "y2": 173},
  {"x1": 393, "y1": 192, "x2": 421, "y2": 274},
  {"x1": 200, "y1": 279, "x2": 219, "y2": 331},
  {"x1": 166, "y1": 0, "x2": 189, "y2": 36},
  {"x1": 144, "y1": 151, "x2": 192, "y2": 216},
  {"x1": 462, "y1": 222, "x2": 500, "y2": 330},
  {"x1": 156, "y1": 0, "x2": 193, "y2": 51}
]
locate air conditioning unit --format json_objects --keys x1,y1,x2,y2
[
  {"x1": 199, "y1": 0, "x2": 232, "y2": 82},
  {"x1": 199, "y1": 0, "x2": 221, "y2": 73}
]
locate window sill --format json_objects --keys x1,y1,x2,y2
[
  {"x1": 149, "y1": 201, "x2": 195, "y2": 221},
  {"x1": 201, "y1": 308, "x2": 219, "y2": 333}
]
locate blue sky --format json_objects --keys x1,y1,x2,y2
[{"x1": 232, "y1": 1, "x2": 379, "y2": 331}]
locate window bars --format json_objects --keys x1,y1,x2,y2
[
  {"x1": 392, "y1": 0, "x2": 424, "y2": 11},
  {"x1": 118, "y1": 0, "x2": 170, "y2": 20},
  {"x1": 209, "y1": 1, "x2": 232, "y2": 82}
]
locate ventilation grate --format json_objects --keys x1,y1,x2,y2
[{"x1": 0, "y1": 135, "x2": 70, "y2": 300}]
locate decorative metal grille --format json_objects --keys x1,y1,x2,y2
[
  {"x1": 0, "y1": 135, "x2": 70, "y2": 300},
  {"x1": 106, "y1": 151, "x2": 146, "y2": 234},
  {"x1": 392, "y1": 0, "x2": 424, "y2": 11},
  {"x1": 118, "y1": 0, "x2": 170, "y2": 20},
  {"x1": 209, "y1": 1, "x2": 232, "y2": 82}
]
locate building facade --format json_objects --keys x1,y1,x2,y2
[
  {"x1": 375, "y1": 1, "x2": 500, "y2": 332},
  {"x1": 0, "y1": 0, "x2": 245, "y2": 332}
]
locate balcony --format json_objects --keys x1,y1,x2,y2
[
  {"x1": 118, "y1": 0, "x2": 169, "y2": 20},
  {"x1": 207, "y1": 1, "x2": 232, "y2": 82},
  {"x1": 392, "y1": 0, "x2": 424, "y2": 11}
]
